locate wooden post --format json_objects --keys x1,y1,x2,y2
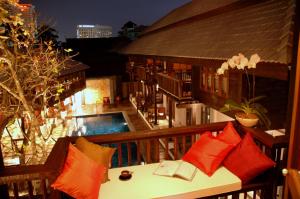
[
  {"x1": 0, "y1": 137, "x2": 9, "y2": 199},
  {"x1": 168, "y1": 97, "x2": 173, "y2": 128},
  {"x1": 154, "y1": 65, "x2": 158, "y2": 125},
  {"x1": 154, "y1": 84, "x2": 158, "y2": 125}
]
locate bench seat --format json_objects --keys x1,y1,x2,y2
[{"x1": 100, "y1": 163, "x2": 241, "y2": 199}]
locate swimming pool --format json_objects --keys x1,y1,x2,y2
[
  {"x1": 73, "y1": 112, "x2": 130, "y2": 136},
  {"x1": 71, "y1": 112, "x2": 138, "y2": 167}
]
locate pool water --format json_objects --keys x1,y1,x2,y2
[
  {"x1": 74, "y1": 112, "x2": 130, "y2": 135},
  {"x1": 72, "y1": 112, "x2": 139, "y2": 167}
]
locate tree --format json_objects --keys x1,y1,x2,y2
[
  {"x1": 37, "y1": 24, "x2": 60, "y2": 47},
  {"x1": 118, "y1": 21, "x2": 147, "y2": 40},
  {"x1": 0, "y1": 0, "x2": 70, "y2": 160}
]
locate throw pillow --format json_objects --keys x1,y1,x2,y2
[
  {"x1": 51, "y1": 144, "x2": 105, "y2": 199},
  {"x1": 75, "y1": 137, "x2": 116, "y2": 183},
  {"x1": 182, "y1": 132, "x2": 235, "y2": 176},
  {"x1": 223, "y1": 132, "x2": 276, "y2": 184},
  {"x1": 217, "y1": 122, "x2": 241, "y2": 146}
]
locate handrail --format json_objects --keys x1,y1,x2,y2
[
  {"x1": 68, "y1": 122, "x2": 228, "y2": 143},
  {"x1": 157, "y1": 72, "x2": 192, "y2": 99},
  {"x1": 157, "y1": 72, "x2": 181, "y2": 82},
  {"x1": 0, "y1": 121, "x2": 289, "y2": 198},
  {"x1": 239, "y1": 126, "x2": 289, "y2": 148}
]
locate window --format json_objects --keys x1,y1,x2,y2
[
  {"x1": 200, "y1": 66, "x2": 228, "y2": 97},
  {"x1": 214, "y1": 75, "x2": 219, "y2": 93}
]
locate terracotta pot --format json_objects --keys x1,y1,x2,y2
[{"x1": 235, "y1": 112, "x2": 259, "y2": 127}]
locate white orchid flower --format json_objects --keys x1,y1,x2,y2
[
  {"x1": 249, "y1": 54, "x2": 260, "y2": 64},
  {"x1": 228, "y1": 58, "x2": 235, "y2": 68},
  {"x1": 221, "y1": 62, "x2": 229, "y2": 70},
  {"x1": 248, "y1": 60, "x2": 256, "y2": 69},
  {"x1": 232, "y1": 55, "x2": 240, "y2": 66},
  {"x1": 217, "y1": 68, "x2": 225, "y2": 75},
  {"x1": 240, "y1": 57, "x2": 248, "y2": 68},
  {"x1": 238, "y1": 53, "x2": 245, "y2": 59},
  {"x1": 216, "y1": 53, "x2": 260, "y2": 74}
]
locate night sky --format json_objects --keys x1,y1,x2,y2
[{"x1": 20, "y1": 0, "x2": 191, "y2": 41}]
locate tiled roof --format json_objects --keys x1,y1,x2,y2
[
  {"x1": 143, "y1": 0, "x2": 238, "y2": 34},
  {"x1": 122, "y1": 0, "x2": 295, "y2": 64},
  {"x1": 59, "y1": 60, "x2": 90, "y2": 76}
]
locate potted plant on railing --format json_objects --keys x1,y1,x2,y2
[
  {"x1": 216, "y1": 53, "x2": 271, "y2": 129},
  {"x1": 220, "y1": 96, "x2": 271, "y2": 129}
]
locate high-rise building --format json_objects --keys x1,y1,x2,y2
[
  {"x1": 17, "y1": 3, "x2": 37, "y2": 34},
  {"x1": 77, "y1": 25, "x2": 112, "y2": 38},
  {"x1": 3, "y1": 1, "x2": 37, "y2": 35}
]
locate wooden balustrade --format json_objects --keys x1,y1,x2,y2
[
  {"x1": 0, "y1": 122, "x2": 289, "y2": 198},
  {"x1": 156, "y1": 72, "x2": 192, "y2": 100}
]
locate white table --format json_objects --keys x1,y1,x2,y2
[{"x1": 99, "y1": 163, "x2": 241, "y2": 199}]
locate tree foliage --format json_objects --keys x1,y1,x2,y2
[{"x1": 0, "y1": 0, "x2": 70, "y2": 155}]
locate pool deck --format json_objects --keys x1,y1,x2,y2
[{"x1": 79, "y1": 100, "x2": 151, "y2": 132}]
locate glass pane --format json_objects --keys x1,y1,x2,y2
[
  {"x1": 207, "y1": 74, "x2": 211, "y2": 89},
  {"x1": 202, "y1": 73, "x2": 206, "y2": 88}
]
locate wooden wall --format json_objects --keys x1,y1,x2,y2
[
  {"x1": 193, "y1": 65, "x2": 289, "y2": 129},
  {"x1": 250, "y1": 76, "x2": 289, "y2": 129}
]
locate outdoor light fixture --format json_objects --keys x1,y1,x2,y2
[{"x1": 163, "y1": 61, "x2": 167, "y2": 73}]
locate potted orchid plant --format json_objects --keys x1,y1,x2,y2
[{"x1": 217, "y1": 53, "x2": 271, "y2": 129}]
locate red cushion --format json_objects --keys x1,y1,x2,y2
[
  {"x1": 223, "y1": 132, "x2": 276, "y2": 184},
  {"x1": 51, "y1": 144, "x2": 106, "y2": 199},
  {"x1": 182, "y1": 132, "x2": 235, "y2": 176},
  {"x1": 217, "y1": 122, "x2": 241, "y2": 146}
]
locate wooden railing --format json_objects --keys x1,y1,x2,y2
[
  {"x1": 157, "y1": 72, "x2": 192, "y2": 100},
  {"x1": 0, "y1": 138, "x2": 69, "y2": 199},
  {"x1": 60, "y1": 78, "x2": 86, "y2": 100},
  {"x1": 0, "y1": 122, "x2": 289, "y2": 198}
]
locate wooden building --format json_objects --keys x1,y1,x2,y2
[
  {"x1": 121, "y1": 0, "x2": 297, "y2": 130},
  {"x1": 57, "y1": 60, "x2": 89, "y2": 101}
]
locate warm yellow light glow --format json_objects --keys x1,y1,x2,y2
[
  {"x1": 71, "y1": 91, "x2": 83, "y2": 112},
  {"x1": 60, "y1": 111, "x2": 67, "y2": 119},
  {"x1": 84, "y1": 88, "x2": 100, "y2": 104}
]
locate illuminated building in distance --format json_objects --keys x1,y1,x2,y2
[
  {"x1": 3, "y1": 1, "x2": 36, "y2": 35},
  {"x1": 18, "y1": 3, "x2": 37, "y2": 35},
  {"x1": 77, "y1": 25, "x2": 112, "y2": 38}
]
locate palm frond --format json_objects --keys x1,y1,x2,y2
[
  {"x1": 251, "y1": 103, "x2": 268, "y2": 113},
  {"x1": 219, "y1": 99, "x2": 245, "y2": 112},
  {"x1": 248, "y1": 96, "x2": 266, "y2": 104},
  {"x1": 253, "y1": 109, "x2": 271, "y2": 129}
]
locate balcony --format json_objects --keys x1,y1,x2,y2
[
  {"x1": 0, "y1": 121, "x2": 289, "y2": 198},
  {"x1": 156, "y1": 73, "x2": 192, "y2": 100}
]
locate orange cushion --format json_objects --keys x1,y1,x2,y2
[
  {"x1": 75, "y1": 137, "x2": 116, "y2": 183},
  {"x1": 217, "y1": 122, "x2": 241, "y2": 146},
  {"x1": 223, "y1": 132, "x2": 276, "y2": 184},
  {"x1": 182, "y1": 132, "x2": 235, "y2": 176},
  {"x1": 51, "y1": 144, "x2": 105, "y2": 199}
]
